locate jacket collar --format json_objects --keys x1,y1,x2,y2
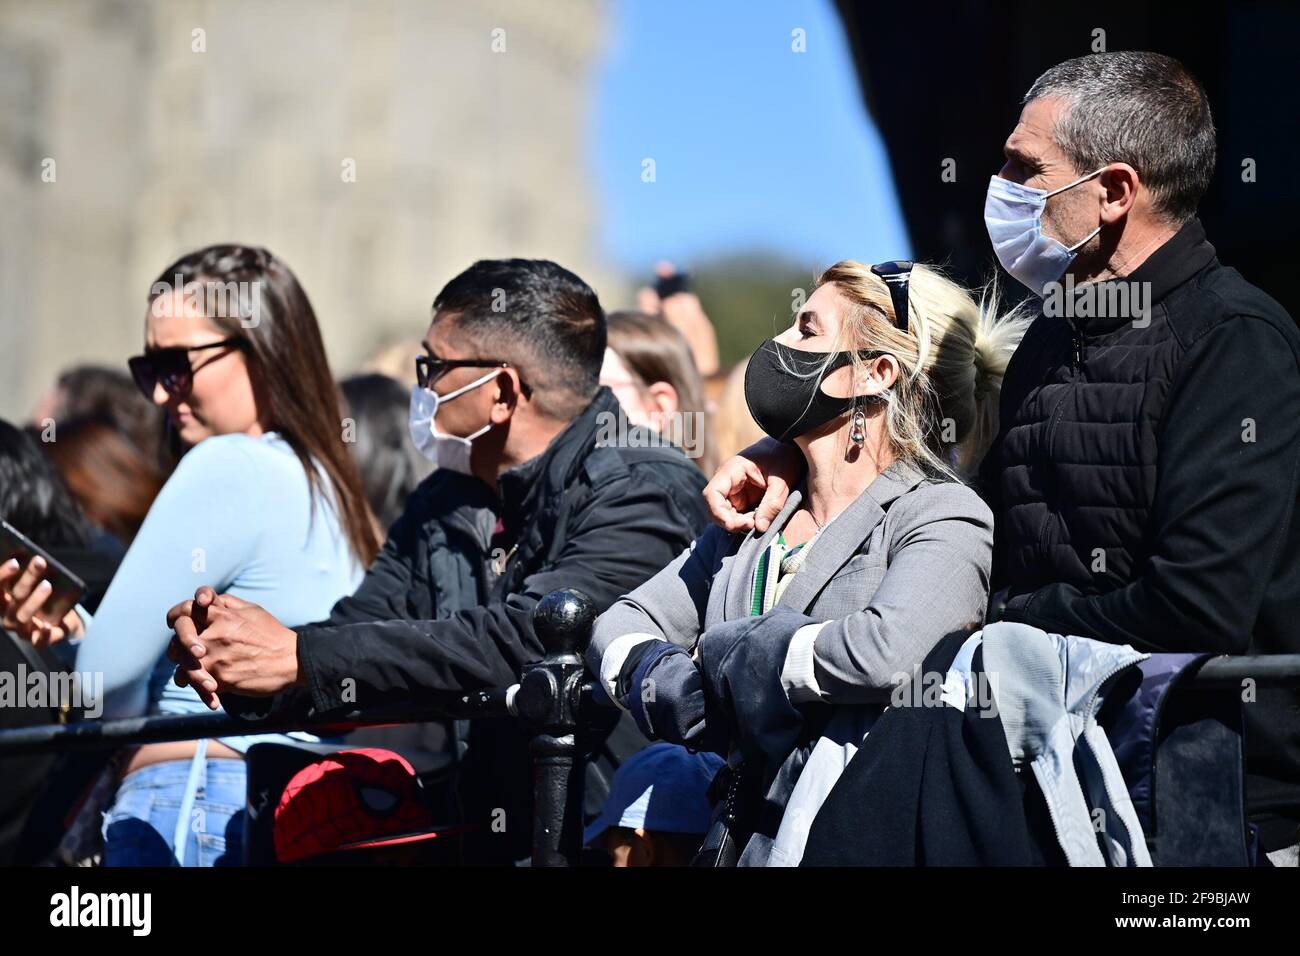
[
  {"x1": 723, "y1": 458, "x2": 930, "y2": 618},
  {"x1": 1068, "y1": 217, "x2": 1217, "y2": 335},
  {"x1": 497, "y1": 386, "x2": 621, "y2": 540},
  {"x1": 1128, "y1": 216, "x2": 1217, "y2": 304}
]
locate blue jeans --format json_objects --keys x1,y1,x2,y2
[{"x1": 102, "y1": 754, "x2": 246, "y2": 866}]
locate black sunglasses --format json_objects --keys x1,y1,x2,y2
[
  {"x1": 127, "y1": 337, "x2": 242, "y2": 398},
  {"x1": 415, "y1": 354, "x2": 511, "y2": 390}
]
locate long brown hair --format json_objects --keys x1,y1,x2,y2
[
  {"x1": 43, "y1": 418, "x2": 165, "y2": 545},
  {"x1": 148, "y1": 245, "x2": 380, "y2": 566}
]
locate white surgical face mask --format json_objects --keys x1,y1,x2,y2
[
  {"x1": 408, "y1": 370, "x2": 497, "y2": 475},
  {"x1": 984, "y1": 167, "x2": 1105, "y2": 296}
]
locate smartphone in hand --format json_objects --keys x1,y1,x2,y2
[
  {"x1": 653, "y1": 270, "x2": 691, "y2": 300},
  {"x1": 0, "y1": 519, "x2": 88, "y2": 623}
]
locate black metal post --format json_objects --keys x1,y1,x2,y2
[{"x1": 516, "y1": 588, "x2": 596, "y2": 867}]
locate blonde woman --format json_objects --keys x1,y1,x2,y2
[{"x1": 587, "y1": 260, "x2": 1029, "y2": 866}]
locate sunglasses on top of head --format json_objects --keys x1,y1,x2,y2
[{"x1": 127, "y1": 336, "x2": 243, "y2": 399}]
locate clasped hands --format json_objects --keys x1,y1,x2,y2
[{"x1": 165, "y1": 586, "x2": 304, "y2": 709}]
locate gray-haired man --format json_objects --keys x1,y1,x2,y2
[
  {"x1": 706, "y1": 52, "x2": 1300, "y2": 864},
  {"x1": 980, "y1": 52, "x2": 1300, "y2": 866}
]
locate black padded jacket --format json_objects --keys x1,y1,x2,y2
[{"x1": 980, "y1": 219, "x2": 1300, "y2": 845}]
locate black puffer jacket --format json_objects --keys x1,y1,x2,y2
[
  {"x1": 228, "y1": 387, "x2": 709, "y2": 860},
  {"x1": 981, "y1": 219, "x2": 1300, "y2": 846},
  {"x1": 291, "y1": 388, "x2": 707, "y2": 706}
]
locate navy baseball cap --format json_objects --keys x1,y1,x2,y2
[{"x1": 584, "y1": 743, "x2": 726, "y2": 844}]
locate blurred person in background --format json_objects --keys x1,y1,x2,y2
[
  {"x1": 30, "y1": 365, "x2": 168, "y2": 472},
  {"x1": 636, "y1": 262, "x2": 720, "y2": 377},
  {"x1": 27, "y1": 364, "x2": 169, "y2": 572},
  {"x1": 710, "y1": 357, "x2": 766, "y2": 464},
  {"x1": 5, "y1": 423, "x2": 124, "y2": 613},
  {"x1": 42, "y1": 418, "x2": 165, "y2": 550},
  {"x1": 602, "y1": 310, "x2": 716, "y2": 473},
  {"x1": 0, "y1": 244, "x2": 380, "y2": 866},
  {"x1": 0, "y1": 419, "x2": 101, "y2": 864},
  {"x1": 339, "y1": 373, "x2": 434, "y2": 530},
  {"x1": 0, "y1": 420, "x2": 106, "y2": 618},
  {"x1": 336, "y1": 373, "x2": 444, "y2": 768},
  {"x1": 361, "y1": 337, "x2": 425, "y2": 389}
]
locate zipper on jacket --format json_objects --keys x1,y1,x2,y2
[
  {"x1": 1080, "y1": 656, "x2": 1150, "y2": 863},
  {"x1": 1035, "y1": 363, "x2": 1075, "y2": 558},
  {"x1": 1068, "y1": 319, "x2": 1085, "y2": 369}
]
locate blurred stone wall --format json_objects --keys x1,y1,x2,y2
[{"x1": 0, "y1": 0, "x2": 622, "y2": 419}]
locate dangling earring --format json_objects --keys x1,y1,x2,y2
[{"x1": 850, "y1": 407, "x2": 867, "y2": 448}]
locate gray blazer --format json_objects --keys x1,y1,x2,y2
[{"x1": 589, "y1": 460, "x2": 994, "y2": 705}]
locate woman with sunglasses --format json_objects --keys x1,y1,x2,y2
[{"x1": 0, "y1": 244, "x2": 379, "y2": 865}]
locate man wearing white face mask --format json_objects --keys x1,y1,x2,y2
[
  {"x1": 407, "y1": 366, "x2": 502, "y2": 476},
  {"x1": 976, "y1": 55, "x2": 1300, "y2": 866},
  {"x1": 703, "y1": 51, "x2": 1300, "y2": 864},
  {"x1": 164, "y1": 258, "x2": 711, "y2": 863},
  {"x1": 984, "y1": 166, "x2": 1107, "y2": 297}
]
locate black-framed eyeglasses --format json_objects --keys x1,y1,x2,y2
[
  {"x1": 871, "y1": 260, "x2": 914, "y2": 334},
  {"x1": 415, "y1": 354, "x2": 511, "y2": 390},
  {"x1": 127, "y1": 337, "x2": 243, "y2": 398}
]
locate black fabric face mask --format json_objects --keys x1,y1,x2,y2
[{"x1": 743, "y1": 338, "x2": 875, "y2": 442}]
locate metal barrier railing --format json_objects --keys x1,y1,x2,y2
[
  {"x1": 3, "y1": 587, "x2": 1300, "y2": 866},
  {"x1": 1182, "y1": 654, "x2": 1300, "y2": 687},
  {"x1": 0, "y1": 588, "x2": 599, "y2": 867}
]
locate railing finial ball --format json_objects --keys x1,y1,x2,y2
[{"x1": 532, "y1": 588, "x2": 596, "y2": 655}]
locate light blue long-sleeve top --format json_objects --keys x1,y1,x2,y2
[{"x1": 74, "y1": 431, "x2": 364, "y2": 749}]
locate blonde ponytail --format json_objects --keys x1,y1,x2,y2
[
  {"x1": 955, "y1": 276, "x2": 1033, "y2": 473},
  {"x1": 814, "y1": 261, "x2": 1032, "y2": 479}
]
